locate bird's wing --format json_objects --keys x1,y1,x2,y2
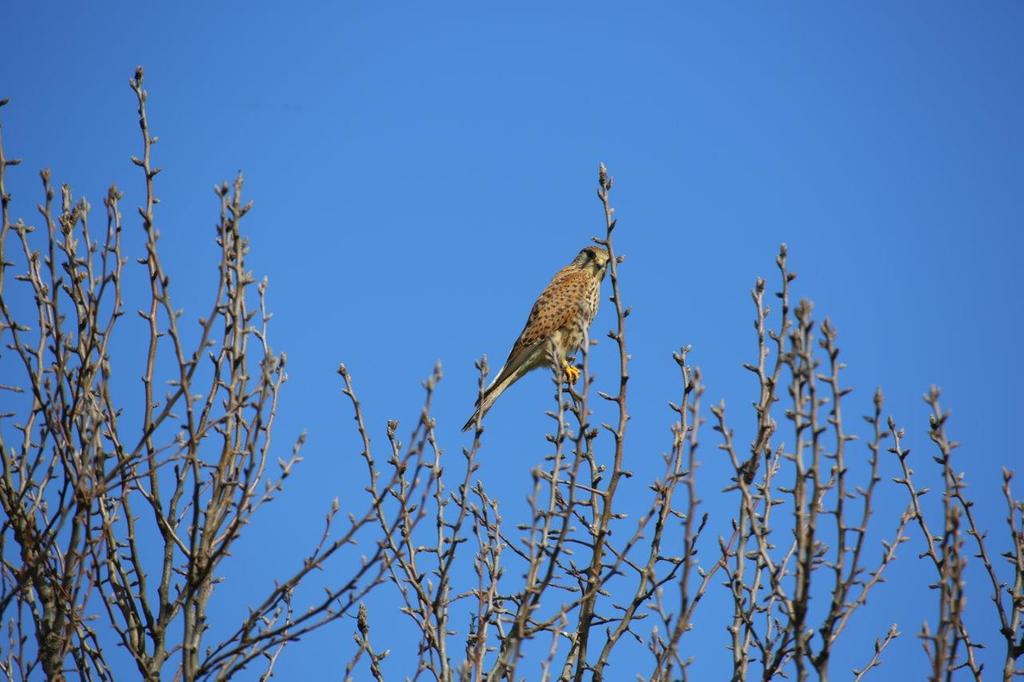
[
  {"x1": 463, "y1": 267, "x2": 589, "y2": 431},
  {"x1": 495, "y1": 269, "x2": 587, "y2": 380}
]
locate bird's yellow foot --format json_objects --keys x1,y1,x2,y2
[{"x1": 562, "y1": 359, "x2": 581, "y2": 384}]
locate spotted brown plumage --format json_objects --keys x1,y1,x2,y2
[{"x1": 462, "y1": 245, "x2": 610, "y2": 432}]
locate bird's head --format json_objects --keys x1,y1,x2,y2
[{"x1": 573, "y1": 245, "x2": 611, "y2": 277}]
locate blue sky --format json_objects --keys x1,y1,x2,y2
[{"x1": 3, "y1": 2, "x2": 1022, "y2": 679}]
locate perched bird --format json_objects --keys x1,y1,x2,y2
[{"x1": 463, "y1": 245, "x2": 611, "y2": 431}]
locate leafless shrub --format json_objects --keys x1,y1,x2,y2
[
  {"x1": 891, "y1": 389, "x2": 1024, "y2": 679},
  {"x1": 0, "y1": 70, "x2": 423, "y2": 681},
  {"x1": 1, "y1": 70, "x2": 1020, "y2": 682},
  {"x1": 709, "y1": 247, "x2": 915, "y2": 680},
  {"x1": 351, "y1": 175, "x2": 1020, "y2": 680}
]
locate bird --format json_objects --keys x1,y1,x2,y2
[{"x1": 462, "y1": 245, "x2": 611, "y2": 432}]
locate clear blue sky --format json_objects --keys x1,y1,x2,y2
[{"x1": 3, "y1": 3, "x2": 1021, "y2": 679}]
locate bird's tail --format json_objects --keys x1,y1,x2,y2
[{"x1": 461, "y1": 365, "x2": 520, "y2": 432}]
